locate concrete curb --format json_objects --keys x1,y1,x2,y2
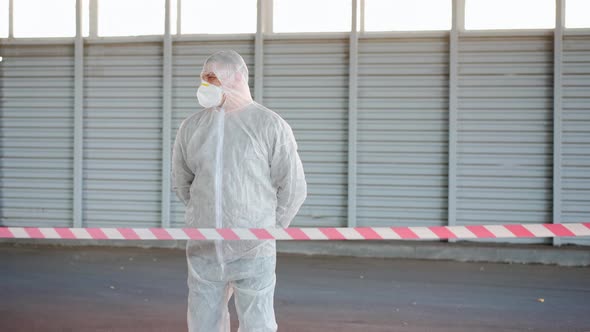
[
  {"x1": 1, "y1": 238, "x2": 589, "y2": 267},
  {"x1": 276, "y1": 241, "x2": 590, "y2": 267}
]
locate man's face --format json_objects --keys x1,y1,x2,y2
[
  {"x1": 200, "y1": 70, "x2": 227, "y2": 106},
  {"x1": 201, "y1": 72, "x2": 221, "y2": 86}
]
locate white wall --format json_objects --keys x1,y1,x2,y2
[{"x1": 1, "y1": 29, "x2": 589, "y2": 247}]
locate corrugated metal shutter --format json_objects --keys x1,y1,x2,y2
[
  {"x1": 263, "y1": 38, "x2": 349, "y2": 227},
  {"x1": 357, "y1": 36, "x2": 449, "y2": 227},
  {"x1": 1, "y1": 34, "x2": 588, "y2": 248},
  {"x1": 0, "y1": 43, "x2": 75, "y2": 227},
  {"x1": 170, "y1": 38, "x2": 255, "y2": 228},
  {"x1": 457, "y1": 34, "x2": 554, "y2": 244},
  {"x1": 84, "y1": 42, "x2": 163, "y2": 228},
  {"x1": 562, "y1": 33, "x2": 590, "y2": 246}
]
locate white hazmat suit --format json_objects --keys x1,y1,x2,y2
[{"x1": 171, "y1": 50, "x2": 307, "y2": 332}]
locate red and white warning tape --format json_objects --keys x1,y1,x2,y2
[{"x1": 1, "y1": 223, "x2": 589, "y2": 241}]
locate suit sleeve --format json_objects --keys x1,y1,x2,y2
[
  {"x1": 270, "y1": 121, "x2": 307, "y2": 228},
  {"x1": 171, "y1": 121, "x2": 194, "y2": 206}
]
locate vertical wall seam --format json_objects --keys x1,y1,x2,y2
[
  {"x1": 89, "y1": 0, "x2": 98, "y2": 37},
  {"x1": 553, "y1": 0, "x2": 564, "y2": 247},
  {"x1": 360, "y1": 0, "x2": 365, "y2": 33},
  {"x1": 448, "y1": 0, "x2": 463, "y2": 236},
  {"x1": 347, "y1": 0, "x2": 359, "y2": 228},
  {"x1": 161, "y1": 0, "x2": 173, "y2": 228},
  {"x1": 254, "y1": 0, "x2": 267, "y2": 103},
  {"x1": 8, "y1": 0, "x2": 13, "y2": 38},
  {"x1": 176, "y1": 0, "x2": 181, "y2": 35},
  {"x1": 73, "y1": 0, "x2": 84, "y2": 227}
]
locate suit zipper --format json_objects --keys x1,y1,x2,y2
[{"x1": 214, "y1": 108, "x2": 225, "y2": 267}]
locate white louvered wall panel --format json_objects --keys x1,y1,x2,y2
[
  {"x1": 562, "y1": 33, "x2": 590, "y2": 246},
  {"x1": 1, "y1": 32, "x2": 589, "y2": 247},
  {"x1": 0, "y1": 44, "x2": 75, "y2": 227},
  {"x1": 457, "y1": 34, "x2": 554, "y2": 244},
  {"x1": 83, "y1": 42, "x2": 163, "y2": 228},
  {"x1": 263, "y1": 38, "x2": 349, "y2": 227},
  {"x1": 170, "y1": 38, "x2": 255, "y2": 228},
  {"x1": 357, "y1": 36, "x2": 449, "y2": 227}
]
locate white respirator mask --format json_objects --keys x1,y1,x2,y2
[{"x1": 196, "y1": 81, "x2": 224, "y2": 108}]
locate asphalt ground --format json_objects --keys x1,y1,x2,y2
[{"x1": 1, "y1": 244, "x2": 589, "y2": 332}]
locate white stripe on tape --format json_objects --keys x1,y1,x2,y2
[
  {"x1": 484, "y1": 225, "x2": 515, "y2": 238},
  {"x1": 409, "y1": 227, "x2": 439, "y2": 239},
  {"x1": 447, "y1": 226, "x2": 477, "y2": 239},
  {"x1": 523, "y1": 224, "x2": 554, "y2": 238},
  {"x1": 231, "y1": 229, "x2": 258, "y2": 240},
  {"x1": 133, "y1": 228, "x2": 157, "y2": 240},
  {"x1": 374, "y1": 228, "x2": 401, "y2": 240},
  {"x1": 9, "y1": 228, "x2": 30, "y2": 238},
  {"x1": 301, "y1": 228, "x2": 327, "y2": 240},
  {"x1": 70, "y1": 228, "x2": 93, "y2": 239},
  {"x1": 39, "y1": 228, "x2": 60, "y2": 239},
  {"x1": 166, "y1": 228, "x2": 190, "y2": 240},
  {"x1": 337, "y1": 228, "x2": 365, "y2": 240},
  {"x1": 198, "y1": 229, "x2": 223, "y2": 240},
  {"x1": 266, "y1": 228, "x2": 292, "y2": 240},
  {"x1": 563, "y1": 223, "x2": 590, "y2": 236},
  {"x1": 101, "y1": 228, "x2": 124, "y2": 240}
]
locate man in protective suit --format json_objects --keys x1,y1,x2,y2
[{"x1": 172, "y1": 49, "x2": 307, "y2": 332}]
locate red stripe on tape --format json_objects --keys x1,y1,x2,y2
[
  {"x1": 250, "y1": 228, "x2": 274, "y2": 240},
  {"x1": 545, "y1": 224, "x2": 575, "y2": 237},
  {"x1": 320, "y1": 228, "x2": 346, "y2": 240},
  {"x1": 393, "y1": 227, "x2": 419, "y2": 239},
  {"x1": 182, "y1": 228, "x2": 207, "y2": 240},
  {"x1": 356, "y1": 227, "x2": 383, "y2": 240},
  {"x1": 118, "y1": 228, "x2": 140, "y2": 240},
  {"x1": 505, "y1": 224, "x2": 535, "y2": 237},
  {"x1": 151, "y1": 228, "x2": 173, "y2": 240},
  {"x1": 86, "y1": 228, "x2": 108, "y2": 240},
  {"x1": 218, "y1": 229, "x2": 240, "y2": 240},
  {"x1": 285, "y1": 228, "x2": 310, "y2": 240},
  {"x1": 429, "y1": 226, "x2": 457, "y2": 239},
  {"x1": 55, "y1": 228, "x2": 76, "y2": 239},
  {"x1": 1, "y1": 223, "x2": 589, "y2": 241},
  {"x1": 466, "y1": 225, "x2": 496, "y2": 238},
  {"x1": 0, "y1": 227, "x2": 13, "y2": 238},
  {"x1": 25, "y1": 227, "x2": 44, "y2": 239}
]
